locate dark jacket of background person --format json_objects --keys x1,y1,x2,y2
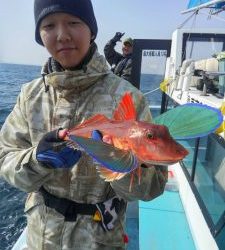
[{"x1": 104, "y1": 33, "x2": 133, "y2": 83}]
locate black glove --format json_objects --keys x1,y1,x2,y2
[
  {"x1": 96, "y1": 196, "x2": 126, "y2": 231},
  {"x1": 111, "y1": 32, "x2": 125, "y2": 43},
  {"x1": 36, "y1": 129, "x2": 81, "y2": 169}
]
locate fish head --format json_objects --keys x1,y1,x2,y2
[{"x1": 128, "y1": 122, "x2": 189, "y2": 165}]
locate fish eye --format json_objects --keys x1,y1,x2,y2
[{"x1": 146, "y1": 132, "x2": 153, "y2": 139}]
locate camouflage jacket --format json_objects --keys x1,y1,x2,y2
[
  {"x1": 104, "y1": 40, "x2": 132, "y2": 83},
  {"x1": 0, "y1": 50, "x2": 167, "y2": 250}
]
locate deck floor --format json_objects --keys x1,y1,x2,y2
[
  {"x1": 126, "y1": 201, "x2": 139, "y2": 250},
  {"x1": 138, "y1": 190, "x2": 196, "y2": 250}
]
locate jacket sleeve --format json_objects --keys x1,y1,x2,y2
[
  {"x1": 104, "y1": 39, "x2": 124, "y2": 66},
  {"x1": 0, "y1": 90, "x2": 53, "y2": 193},
  {"x1": 111, "y1": 92, "x2": 168, "y2": 201}
]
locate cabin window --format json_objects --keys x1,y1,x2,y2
[
  {"x1": 183, "y1": 33, "x2": 225, "y2": 62},
  {"x1": 140, "y1": 49, "x2": 168, "y2": 117}
]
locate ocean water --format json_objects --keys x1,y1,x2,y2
[
  {"x1": 0, "y1": 63, "x2": 163, "y2": 249},
  {"x1": 0, "y1": 63, "x2": 41, "y2": 250},
  {"x1": 140, "y1": 73, "x2": 164, "y2": 108}
]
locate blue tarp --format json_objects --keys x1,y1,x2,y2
[
  {"x1": 188, "y1": 0, "x2": 209, "y2": 8},
  {"x1": 187, "y1": 0, "x2": 225, "y2": 9}
]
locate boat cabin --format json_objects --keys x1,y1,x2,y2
[{"x1": 130, "y1": 27, "x2": 225, "y2": 250}]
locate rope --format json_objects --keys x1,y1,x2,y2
[
  {"x1": 177, "y1": 11, "x2": 198, "y2": 29},
  {"x1": 178, "y1": 11, "x2": 198, "y2": 62},
  {"x1": 143, "y1": 87, "x2": 160, "y2": 96},
  {"x1": 200, "y1": 10, "x2": 225, "y2": 22}
]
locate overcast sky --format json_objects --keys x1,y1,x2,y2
[{"x1": 1, "y1": 0, "x2": 225, "y2": 66}]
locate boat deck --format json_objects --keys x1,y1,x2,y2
[
  {"x1": 126, "y1": 190, "x2": 196, "y2": 250},
  {"x1": 126, "y1": 201, "x2": 139, "y2": 250}
]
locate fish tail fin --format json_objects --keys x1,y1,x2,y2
[
  {"x1": 113, "y1": 92, "x2": 137, "y2": 121},
  {"x1": 97, "y1": 166, "x2": 126, "y2": 181}
]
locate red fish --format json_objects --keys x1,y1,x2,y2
[{"x1": 65, "y1": 92, "x2": 188, "y2": 182}]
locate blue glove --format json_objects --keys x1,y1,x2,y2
[
  {"x1": 36, "y1": 129, "x2": 81, "y2": 169},
  {"x1": 91, "y1": 130, "x2": 103, "y2": 141}
]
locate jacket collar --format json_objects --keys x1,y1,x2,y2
[{"x1": 43, "y1": 50, "x2": 110, "y2": 93}]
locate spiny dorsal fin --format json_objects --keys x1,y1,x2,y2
[{"x1": 113, "y1": 92, "x2": 137, "y2": 121}]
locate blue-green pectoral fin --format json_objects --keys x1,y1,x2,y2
[
  {"x1": 154, "y1": 103, "x2": 223, "y2": 139},
  {"x1": 68, "y1": 135, "x2": 138, "y2": 173}
]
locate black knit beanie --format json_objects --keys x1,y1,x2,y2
[{"x1": 34, "y1": 0, "x2": 98, "y2": 45}]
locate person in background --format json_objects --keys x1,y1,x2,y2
[
  {"x1": 104, "y1": 32, "x2": 133, "y2": 83},
  {"x1": 0, "y1": 0, "x2": 167, "y2": 249}
]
